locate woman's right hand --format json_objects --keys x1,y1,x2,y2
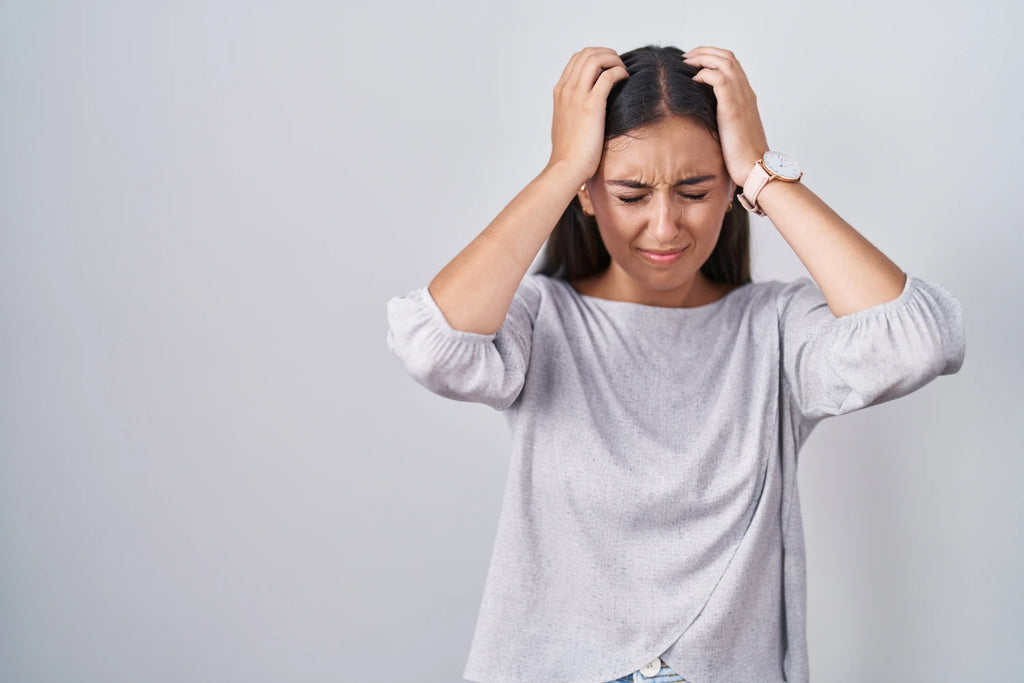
[{"x1": 548, "y1": 47, "x2": 630, "y2": 182}]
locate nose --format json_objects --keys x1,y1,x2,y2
[{"x1": 646, "y1": 193, "x2": 680, "y2": 244}]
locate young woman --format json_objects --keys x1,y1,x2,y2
[{"x1": 386, "y1": 45, "x2": 966, "y2": 683}]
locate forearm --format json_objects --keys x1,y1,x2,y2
[
  {"x1": 681, "y1": 46, "x2": 907, "y2": 317},
  {"x1": 757, "y1": 180, "x2": 907, "y2": 318},
  {"x1": 428, "y1": 161, "x2": 584, "y2": 334}
]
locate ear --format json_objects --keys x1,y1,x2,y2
[{"x1": 578, "y1": 182, "x2": 596, "y2": 217}]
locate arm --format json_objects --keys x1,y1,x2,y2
[
  {"x1": 386, "y1": 48, "x2": 630, "y2": 409},
  {"x1": 429, "y1": 47, "x2": 629, "y2": 334},
  {"x1": 683, "y1": 47, "x2": 906, "y2": 317},
  {"x1": 427, "y1": 162, "x2": 581, "y2": 334},
  {"x1": 754, "y1": 182, "x2": 906, "y2": 317},
  {"x1": 425, "y1": 45, "x2": 630, "y2": 333},
  {"x1": 777, "y1": 273, "x2": 965, "y2": 425}
]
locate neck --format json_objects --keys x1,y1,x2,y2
[{"x1": 576, "y1": 266, "x2": 726, "y2": 308}]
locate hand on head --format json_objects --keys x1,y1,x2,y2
[
  {"x1": 548, "y1": 47, "x2": 629, "y2": 184},
  {"x1": 548, "y1": 45, "x2": 770, "y2": 193},
  {"x1": 682, "y1": 47, "x2": 770, "y2": 187}
]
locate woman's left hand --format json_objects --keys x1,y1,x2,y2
[{"x1": 683, "y1": 47, "x2": 770, "y2": 188}]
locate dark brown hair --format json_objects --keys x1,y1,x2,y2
[{"x1": 536, "y1": 45, "x2": 751, "y2": 286}]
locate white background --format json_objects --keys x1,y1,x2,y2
[{"x1": 2, "y1": 1, "x2": 1022, "y2": 681}]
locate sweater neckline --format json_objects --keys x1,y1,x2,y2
[{"x1": 551, "y1": 276, "x2": 751, "y2": 314}]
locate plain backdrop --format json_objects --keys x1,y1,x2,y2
[{"x1": 2, "y1": 1, "x2": 1022, "y2": 681}]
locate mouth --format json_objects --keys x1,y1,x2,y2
[{"x1": 637, "y1": 246, "x2": 687, "y2": 265}]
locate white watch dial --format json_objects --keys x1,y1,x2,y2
[{"x1": 763, "y1": 151, "x2": 801, "y2": 180}]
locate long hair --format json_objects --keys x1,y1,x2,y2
[{"x1": 536, "y1": 45, "x2": 751, "y2": 286}]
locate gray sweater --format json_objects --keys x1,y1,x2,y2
[{"x1": 385, "y1": 272, "x2": 966, "y2": 683}]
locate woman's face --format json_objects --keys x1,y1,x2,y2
[{"x1": 578, "y1": 115, "x2": 735, "y2": 307}]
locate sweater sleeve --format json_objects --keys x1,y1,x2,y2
[
  {"x1": 385, "y1": 276, "x2": 543, "y2": 410},
  {"x1": 777, "y1": 273, "x2": 966, "y2": 423}
]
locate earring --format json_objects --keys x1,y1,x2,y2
[
  {"x1": 725, "y1": 202, "x2": 733, "y2": 213},
  {"x1": 578, "y1": 184, "x2": 592, "y2": 216}
]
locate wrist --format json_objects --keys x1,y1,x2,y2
[
  {"x1": 738, "y1": 150, "x2": 802, "y2": 216},
  {"x1": 541, "y1": 159, "x2": 593, "y2": 194},
  {"x1": 734, "y1": 149, "x2": 768, "y2": 187}
]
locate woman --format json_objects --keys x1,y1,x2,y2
[{"x1": 386, "y1": 45, "x2": 965, "y2": 683}]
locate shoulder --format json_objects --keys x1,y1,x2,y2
[
  {"x1": 747, "y1": 276, "x2": 823, "y2": 311},
  {"x1": 518, "y1": 271, "x2": 579, "y2": 305},
  {"x1": 723, "y1": 277, "x2": 818, "y2": 311},
  {"x1": 746, "y1": 276, "x2": 816, "y2": 298},
  {"x1": 721, "y1": 278, "x2": 830, "y2": 335},
  {"x1": 522, "y1": 271, "x2": 569, "y2": 290},
  {"x1": 501, "y1": 272, "x2": 579, "y2": 327}
]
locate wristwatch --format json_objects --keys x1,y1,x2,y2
[{"x1": 738, "y1": 151, "x2": 803, "y2": 216}]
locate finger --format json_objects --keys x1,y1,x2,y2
[
  {"x1": 573, "y1": 48, "x2": 625, "y2": 89},
  {"x1": 682, "y1": 51, "x2": 738, "y2": 77},
  {"x1": 554, "y1": 51, "x2": 586, "y2": 104},
  {"x1": 557, "y1": 50, "x2": 582, "y2": 86},
  {"x1": 556, "y1": 49, "x2": 592, "y2": 98},
  {"x1": 683, "y1": 48, "x2": 751, "y2": 83},
  {"x1": 685, "y1": 56, "x2": 753, "y2": 95},
  {"x1": 683, "y1": 46, "x2": 737, "y2": 61},
  {"x1": 566, "y1": 49, "x2": 589, "y2": 89},
  {"x1": 690, "y1": 67, "x2": 726, "y2": 89},
  {"x1": 591, "y1": 64, "x2": 629, "y2": 101},
  {"x1": 579, "y1": 55, "x2": 628, "y2": 92},
  {"x1": 567, "y1": 47, "x2": 618, "y2": 89}
]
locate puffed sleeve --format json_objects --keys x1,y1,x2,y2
[
  {"x1": 385, "y1": 275, "x2": 544, "y2": 410},
  {"x1": 777, "y1": 273, "x2": 966, "y2": 424}
]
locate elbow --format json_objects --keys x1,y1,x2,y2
[
  {"x1": 941, "y1": 302, "x2": 967, "y2": 376},
  {"x1": 928, "y1": 283, "x2": 966, "y2": 376},
  {"x1": 386, "y1": 328, "x2": 525, "y2": 410}
]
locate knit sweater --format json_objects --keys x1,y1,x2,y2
[{"x1": 385, "y1": 272, "x2": 966, "y2": 683}]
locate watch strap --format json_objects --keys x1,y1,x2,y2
[{"x1": 738, "y1": 160, "x2": 771, "y2": 216}]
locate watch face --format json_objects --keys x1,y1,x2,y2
[{"x1": 763, "y1": 151, "x2": 801, "y2": 180}]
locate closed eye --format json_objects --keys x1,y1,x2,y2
[{"x1": 616, "y1": 192, "x2": 708, "y2": 204}]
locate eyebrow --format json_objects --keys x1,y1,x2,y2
[{"x1": 606, "y1": 175, "x2": 717, "y2": 189}]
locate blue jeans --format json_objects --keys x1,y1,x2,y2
[{"x1": 606, "y1": 657, "x2": 687, "y2": 682}]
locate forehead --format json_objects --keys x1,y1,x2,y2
[{"x1": 600, "y1": 116, "x2": 724, "y2": 179}]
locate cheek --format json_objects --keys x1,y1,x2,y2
[
  {"x1": 592, "y1": 204, "x2": 631, "y2": 233},
  {"x1": 698, "y1": 198, "x2": 730, "y2": 226},
  {"x1": 594, "y1": 222, "x2": 625, "y2": 252},
  {"x1": 593, "y1": 217, "x2": 635, "y2": 253}
]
